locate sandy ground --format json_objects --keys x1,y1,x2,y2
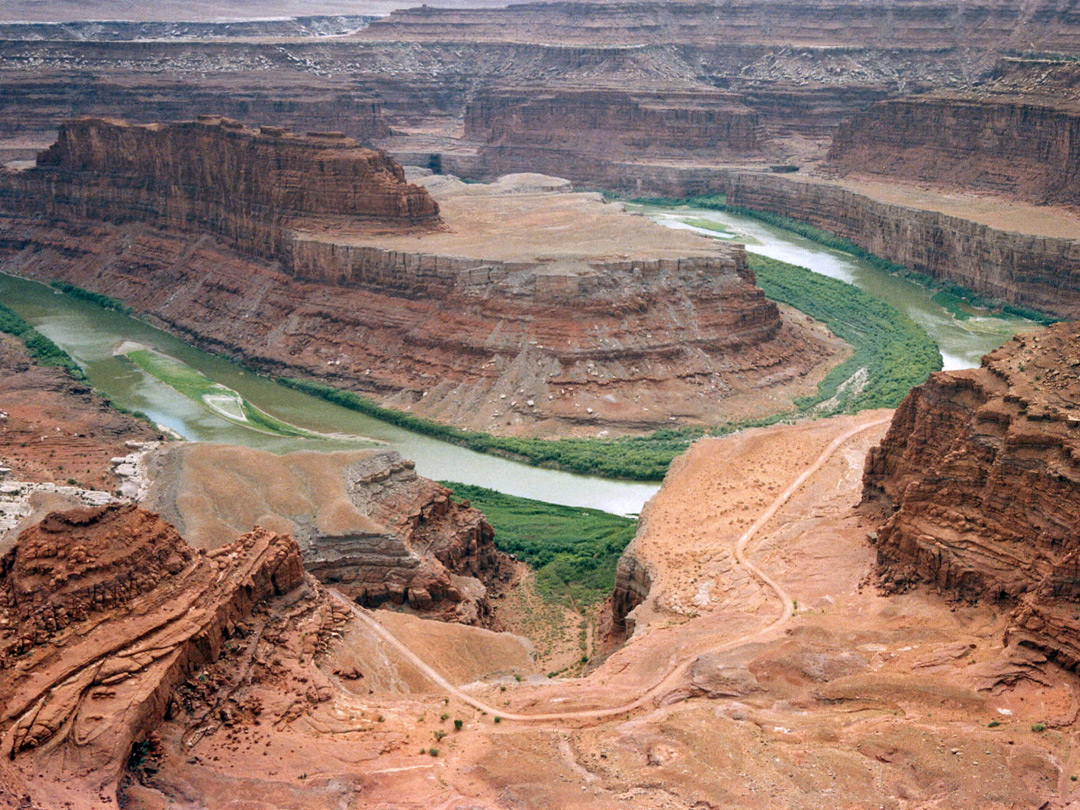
[
  {"x1": 313, "y1": 175, "x2": 735, "y2": 264},
  {"x1": 129, "y1": 409, "x2": 1080, "y2": 809}
]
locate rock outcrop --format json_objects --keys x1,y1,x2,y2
[
  {"x1": 724, "y1": 171, "x2": 1080, "y2": 319},
  {"x1": 0, "y1": 503, "x2": 306, "y2": 808},
  {"x1": 863, "y1": 323, "x2": 1080, "y2": 667},
  {"x1": 144, "y1": 445, "x2": 506, "y2": 626},
  {"x1": 15, "y1": 117, "x2": 438, "y2": 262}
]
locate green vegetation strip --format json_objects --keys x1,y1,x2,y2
[
  {"x1": 0, "y1": 301, "x2": 86, "y2": 380},
  {"x1": 660, "y1": 194, "x2": 1058, "y2": 326},
  {"x1": 441, "y1": 482, "x2": 637, "y2": 608},
  {"x1": 49, "y1": 280, "x2": 133, "y2": 315},
  {"x1": 751, "y1": 254, "x2": 942, "y2": 412},
  {"x1": 281, "y1": 256, "x2": 939, "y2": 480}
]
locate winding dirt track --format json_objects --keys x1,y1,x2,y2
[{"x1": 330, "y1": 416, "x2": 891, "y2": 723}]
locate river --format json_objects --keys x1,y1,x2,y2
[
  {"x1": 0, "y1": 207, "x2": 1034, "y2": 515},
  {"x1": 640, "y1": 204, "x2": 1032, "y2": 370}
]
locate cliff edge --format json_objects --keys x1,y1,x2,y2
[{"x1": 863, "y1": 323, "x2": 1080, "y2": 666}]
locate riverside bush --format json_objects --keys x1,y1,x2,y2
[
  {"x1": 0, "y1": 302, "x2": 86, "y2": 380},
  {"x1": 440, "y1": 482, "x2": 637, "y2": 607}
]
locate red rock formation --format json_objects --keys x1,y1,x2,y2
[
  {"x1": 0, "y1": 503, "x2": 306, "y2": 808},
  {"x1": 863, "y1": 323, "x2": 1080, "y2": 666},
  {"x1": 15, "y1": 116, "x2": 438, "y2": 260},
  {"x1": 724, "y1": 171, "x2": 1080, "y2": 319},
  {"x1": 464, "y1": 85, "x2": 762, "y2": 165},
  {"x1": 827, "y1": 93, "x2": 1080, "y2": 204}
]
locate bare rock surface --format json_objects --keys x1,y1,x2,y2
[
  {"x1": 0, "y1": 503, "x2": 305, "y2": 809},
  {"x1": 865, "y1": 322, "x2": 1080, "y2": 667},
  {"x1": 144, "y1": 443, "x2": 506, "y2": 626}
]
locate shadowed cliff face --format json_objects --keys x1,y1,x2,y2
[{"x1": 863, "y1": 322, "x2": 1080, "y2": 666}]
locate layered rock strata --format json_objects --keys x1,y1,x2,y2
[
  {"x1": 827, "y1": 92, "x2": 1080, "y2": 204},
  {"x1": 464, "y1": 85, "x2": 762, "y2": 167},
  {"x1": 863, "y1": 323, "x2": 1080, "y2": 666},
  {"x1": 724, "y1": 171, "x2": 1080, "y2": 319},
  {"x1": 361, "y1": 0, "x2": 1080, "y2": 53},
  {"x1": 145, "y1": 445, "x2": 505, "y2": 626},
  {"x1": 17, "y1": 117, "x2": 438, "y2": 261},
  {"x1": 0, "y1": 503, "x2": 306, "y2": 808}
]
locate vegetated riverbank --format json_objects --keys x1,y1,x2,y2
[
  {"x1": 643, "y1": 194, "x2": 1059, "y2": 326},
  {"x1": 442, "y1": 481, "x2": 637, "y2": 609},
  {"x1": 281, "y1": 254, "x2": 940, "y2": 480},
  {"x1": 0, "y1": 300, "x2": 86, "y2": 381}
]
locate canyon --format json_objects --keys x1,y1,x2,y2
[
  {"x1": 1, "y1": 1, "x2": 1080, "y2": 808},
  {"x1": 0, "y1": 117, "x2": 844, "y2": 436}
]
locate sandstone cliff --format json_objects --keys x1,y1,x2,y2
[
  {"x1": 827, "y1": 93, "x2": 1080, "y2": 204},
  {"x1": 464, "y1": 85, "x2": 762, "y2": 168},
  {"x1": 724, "y1": 172, "x2": 1080, "y2": 319},
  {"x1": 15, "y1": 117, "x2": 439, "y2": 262},
  {"x1": 0, "y1": 503, "x2": 307, "y2": 809},
  {"x1": 144, "y1": 445, "x2": 506, "y2": 626},
  {"x1": 863, "y1": 323, "x2": 1080, "y2": 667}
]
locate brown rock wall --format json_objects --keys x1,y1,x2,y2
[
  {"x1": 464, "y1": 86, "x2": 762, "y2": 160},
  {"x1": 863, "y1": 323, "x2": 1080, "y2": 666},
  {"x1": 827, "y1": 94, "x2": 1080, "y2": 203},
  {"x1": 12, "y1": 116, "x2": 438, "y2": 261},
  {"x1": 724, "y1": 172, "x2": 1080, "y2": 318}
]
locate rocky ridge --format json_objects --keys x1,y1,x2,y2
[
  {"x1": 863, "y1": 322, "x2": 1080, "y2": 667},
  {"x1": 0, "y1": 503, "x2": 309, "y2": 809},
  {"x1": 145, "y1": 445, "x2": 507, "y2": 626}
]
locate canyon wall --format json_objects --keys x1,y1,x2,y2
[
  {"x1": 0, "y1": 503, "x2": 309, "y2": 808},
  {"x1": 863, "y1": 323, "x2": 1080, "y2": 667},
  {"x1": 725, "y1": 172, "x2": 1080, "y2": 318},
  {"x1": 0, "y1": 213, "x2": 827, "y2": 435},
  {"x1": 464, "y1": 85, "x2": 762, "y2": 163},
  {"x1": 0, "y1": 121, "x2": 841, "y2": 436},
  {"x1": 16, "y1": 117, "x2": 438, "y2": 261},
  {"x1": 827, "y1": 93, "x2": 1080, "y2": 203}
]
